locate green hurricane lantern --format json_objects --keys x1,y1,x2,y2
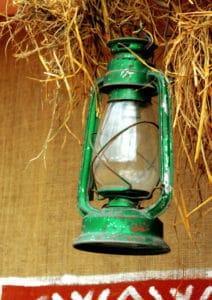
[{"x1": 73, "y1": 28, "x2": 173, "y2": 255}]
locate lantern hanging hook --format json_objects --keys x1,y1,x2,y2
[{"x1": 120, "y1": 20, "x2": 153, "y2": 49}]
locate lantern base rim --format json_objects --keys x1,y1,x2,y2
[
  {"x1": 73, "y1": 208, "x2": 170, "y2": 255},
  {"x1": 73, "y1": 234, "x2": 170, "y2": 255}
]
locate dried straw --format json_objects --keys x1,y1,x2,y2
[
  {"x1": 0, "y1": 0, "x2": 211, "y2": 231},
  {"x1": 164, "y1": 8, "x2": 211, "y2": 235}
]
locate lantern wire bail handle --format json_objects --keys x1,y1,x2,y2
[{"x1": 120, "y1": 20, "x2": 153, "y2": 48}]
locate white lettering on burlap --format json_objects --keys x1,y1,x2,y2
[
  {"x1": 52, "y1": 293, "x2": 64, "y2": 300},
  {"x1": 200, "y1": 286, "x2": 212, "y2": 300},
  {"x1": 149, "y1": 286, "x2": 164, "y2": 300},
  {"x1": 98, "y1": 288, "x2": 110, "y2": 300},
  {"x1": 71, "y1": 290, "x2": 93, "y2": 300},
  {"x1": 170, "y1": 285, "x2": 193, "y2": 299},
  {"x1": 34, "y1": 284, "x2": 212, "y2": 300},
  {"x1": 117, "y1": 285, "x2": 143, "y2": 300}
]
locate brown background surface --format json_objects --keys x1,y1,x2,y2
[{"x1": 0, "y1": 35, "x2": 211, "y2": 277}]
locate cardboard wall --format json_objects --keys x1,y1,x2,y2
[{"x1": 0, "y1": 36, "x2": 211, "y2": 278}]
